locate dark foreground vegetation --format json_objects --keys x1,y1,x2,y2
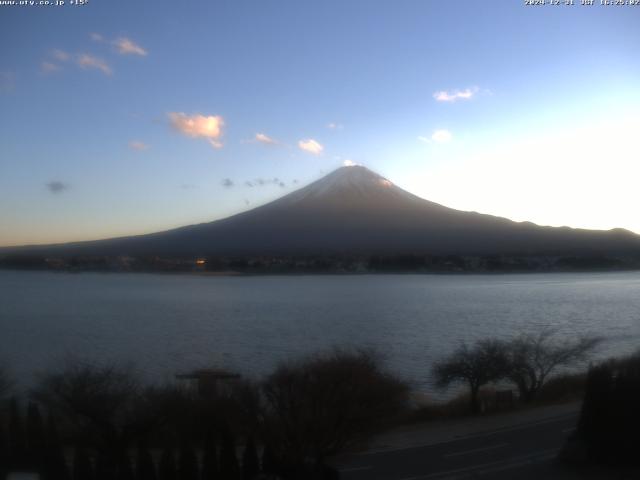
[
  {"x1": 0, "y1": 349, "x2": 408, "y2": 480},
  {"x1": 562, "y1": 350, "x2": 640, "y2": 467},
  {"x1": 0, "y1": 330, "x2": 618, "y2": 479},
  {"x1": 432, "y1": 331, "x2": 601, "y2": 414},
  {"x1": 2, "y1": 252, "x2": 640, "y2": 274}
]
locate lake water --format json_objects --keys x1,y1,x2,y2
[{"x1": 1, "y1": 270, "x2": 640, "y2": 396}]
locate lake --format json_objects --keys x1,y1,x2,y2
[{"x1": 1, "y1": 270, "x2": 639, "y2": 396}]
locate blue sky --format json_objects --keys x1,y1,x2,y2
[{"x1": 1, "y1": 0, "x2": 639, "y2": 246}]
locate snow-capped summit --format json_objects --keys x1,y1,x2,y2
[
  {"x1": 295, "y1": 165, "x2": 395, "y2": 198},
  {"x1": 274, "y1": 165, "x2": 424, "y2": 207}
]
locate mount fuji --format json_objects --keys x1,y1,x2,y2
[{"x1": 3, "y1": 165, "x2": 640, "y2": 258}]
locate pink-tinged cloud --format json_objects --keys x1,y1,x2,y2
[
  {"x1": 168, "y1": 112, "x2": 225, "y2": 149},
  {"x1": 77, "y1": 54, "x2": 113, "y2": 75},
  {"x1": 433, "y1": 87, "x2": 479, "y2": 102},
  {"x1": 298, "y1": 138, "x2": 324, "y2": 155},
  {"x1": 90, "y1": 32, "x2": 104, "y2": 42},
  {"x1": 129, "y1": 140, "x2": 150, "y2": 151},
  {"x1": 114, "y1": 37, "x2": 147, "y2": 56},
  {"x1": 255, "y1": 133, "x2": 277, "y2": 145},
  {"x1": 41, "y1": 62, "x2": 61, "y2": 73}
]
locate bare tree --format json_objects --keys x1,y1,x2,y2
[
  {"x1": 432, "y1": 339, "x2": 509, "y2": 413},
  {"x1": 505, "y1": 330, "x2": 601, "y2": 403},
  {"x1": 31, "y1": 360, "x2": 166, "y2": 462},
  {"x1": 260, "y1": 348, "x2": 409, "y2": 468}
]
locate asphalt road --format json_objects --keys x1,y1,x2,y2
[{"x1": 337, "y1": 413, "x2": 579, "y2": 480}]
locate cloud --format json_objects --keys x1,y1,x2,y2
[
  {"x1": 41, "y1": 49, "x2": 70, "y2": 74},
  {"x1": 419, "y1": 129, "x2": 453, "y2": 144},
  {"x1": 46, "y1": 181, "x2": 69, "y2": 194},
  {"x1": 168, "y1": 112, "x2": 224, "y2": 149},
  {"x1": 52, "y1": 49, "x2": 70, "y2": 62},
  {"x1": 90, "y1": 33, "x2": 104, "y2": 42},
  {"x1": 40, "y1": 62, "x2": 61, "y2": 74},
  {"x1": 222, "y1": 178, "x2": 234, "y2": 188},
  {"x1": 343, "y1": 159, "x2": 357, "y2": 167},
  {"x1": 77, "y1": 54, "x2": 113, "y2": 75},
  {"x1": 0, "y1": 71, "x2": 16, "y2": 93},
  {"x1": 431, "y1": 129, "x2": 453, "y2": 142},
  {"x1": 114, "y1": 37, "x2": 147, "y2": 56},
  {"x1": 255, "y1": 133, "x2": 278, "y2": 145},
  {"x1": 129, "y1": 140, "x2": 149, "y2": 151},
  {"x1": 433, "y1": 86, "x2": 479, "y2": 102},
  {"x1": 298, "y1": 138, "x2": 324, "y2": 155},
  {"x1": 327, "y1": 122, "x2": 343, "y2": 130},
  {"x1": 244, "y1": 177, "x2": 291, "y2": 189}
]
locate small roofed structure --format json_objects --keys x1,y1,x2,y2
[{"x1": 176, "y1": 368, "x2": 241, "y2": 398}]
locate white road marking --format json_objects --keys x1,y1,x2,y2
[{"x1": 443, "y1": 442, "x2": 508, "y2": 458}]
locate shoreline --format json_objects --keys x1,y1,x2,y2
[{"x1": 2, "y1": 266, "x2": 640, "y2": 277}]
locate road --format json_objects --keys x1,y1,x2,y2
[{"x1": 337, "y1": 412, "x2": 579, "y2": 480}]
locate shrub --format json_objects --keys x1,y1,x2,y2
[
  {"x1": 576, "y1": 351, "x2": 640, "y2": 465},
  {"x1": 261, "y1": 348, "x2": 409, "y2": 466}
]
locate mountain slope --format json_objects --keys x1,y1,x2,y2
[{"x1": 3, "y1": 166, "x2": 640, "y2": 257}]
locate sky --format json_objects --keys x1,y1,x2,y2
[{"x1": 0, "y1": 0, "x2": 639, "y2": 246}]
